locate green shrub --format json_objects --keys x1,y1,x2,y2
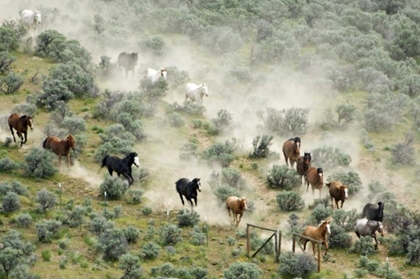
[
  {"x1": 41, "y1": 250, "x2": 51, "y2": 261},
  {"x1": 214, "y1": 185, "x2": 241, "y2": 204},
  {"x1": 16, "y1": 213, "x2": 32, "y2": 228},
  {"x1": 224, "y1": 262, "x2": 262, "y2": 279},
  {"x1": 150, "y1": 262, "x2": 177, "y2": 277},
  {"x1": 276, "y1": 191, "x2": 305, "y2": 211},
  {"x1": 35, "y1": 220, "x2": 62, "y2": 243},
  {"x1": 308, "y1": 204, "x2": 333, "y2": 225},
  {"x1": 349, "y1": 236, "x2": 377, "y2": 256},
  {"x1": 88, "y1": 216, "x2": 114, "y2": 235},
  {"x1": 332, "y1": 209, "x2": 359, "y2": 232},
  {"x1": 35, "y1": 189, "x2": 58, "y2": 212},
  {"x1": 406, "y1": 239, "x2": 420, "y2": 266},
  {"x1": 210, "y1": 109, "x2": 233, "y2": 135},
  {"x1": 99, "y1": 175, "x2": 129, "y2": 200},
  {"x1": 62, "y1": 206, "x2": 86, "y2": 228},
  {"x1": 177, "y1": 209, "x2": 200, "y2": 227},
  {"x1": 221, "y1": 168, "x2": 246, "y2": 189},
  {"x1": 249, "y1": 135, "x2": 274, "y2": 158},
  {"x1": 141, "y1": 241, "x2": 160, "y2": 260},
  {"x1": 96, "y1": 228, "x2": 128, "y2": 261},
  {"x1": 141, "y1": 207, "x2": 152, "y2": 216},
  {"x1": 328, "y1": 224, "x2": 352, "y2": 249},
  {"x1": 126, "y1": 189, "x2": 144, "y2": 205},
  {"x1": 123, "y1": 225, "x2": 140, "y2": 244},
  {"x1": 0, "y1": 51, "x2": 16, "y2": 74},
  {"x1": 201, "y1": 139, "x2": 238, "y2": 167},
  {"x1": 58, "y1": 238, "x2": 70, "y2": 250},
  {"x1": 166, "y1": 112, "x2": 185, "y2": 127},
  {"x1": 190, "y1": 226, "x2": 206, "y2": 246},
  {"x1": 0, "y1": 72, "x2": 24, "y2": 94},
  {"x1": 159, "y1": 224, "x2": 182, "y2": 246},
  {"x1": 23, "y1": 148, "x2": 57, "y2": 179},
  {"x1": 278, "y1": 251, "x2": 317, "y2": 279},
  {"x1": 311, "y1": 146, "x2": 352, "y2": 169},
  {"x1": 119, "y1": 253, "x2": 142, "y2": 279},
  {"x1": 250, "y1": 235, "x2": 274, "y2": 255},
  {"x1": 266, "y1": 165, "x2": 301, "y2": 190},
  {"x1": 2, "y1": 191, "x2": 21, "y2": 213}
]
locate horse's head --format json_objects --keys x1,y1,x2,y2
[
  {"x1": 131, "y1": 52, "x2": 139, "y2": 62},
  {"x1": 341, "y1": 185, "x2": 348, "y2": 199},
  {"x1": 377, "y1": 221, "x2": 384, "y2": 237},
  {"x1": 317, "y1": 167, "x2": 323, "y2": 177},
  {"x1": 35, "y1": 11, "x2": 42, "y2": 24},
  {"x1": 67, "y1": 134, "x2": 76, "y2": 149},
  {"x1": 322, "y1": 220, "x2": 331, "y2": 234},
  {"x1": 303, "y1": 152, "x2": 311, "y2": 164},
  {"x1": 26, "y1": 116, "x2": 34, "y2": 130},
  {"x1": 192, "y1": 178, "x2": 201, "y2": 192},
  {"x1": 131, "y1": 152, "x2": 140, "y2": 167},
  {"x1": 241, "y1": 197, "x2": 247, "y2": 211},
  {"x1": 200, "y1": 83, "x2": 208, "y2": 97},
  {"x1": 160, "y1": 68, "x2": 167, "y2": 79}
]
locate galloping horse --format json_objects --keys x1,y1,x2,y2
[
  {"x1": 117, "y1": 52, "x2": 138, "y2": 78},
  {"x1": 175, "y1": 178, "x2": 201, "y2": 211},
  {"x1": 326, "y1": 180, "x2": 348, "y2": 210},
  {"x1": 301, "y1": 220, "x2": 331, "y2": 258},
  {"x1": 362, "y1": 202, "x2": 384, "y2": 222},
  {"x1": 226, "y1": 196, "x2": 247, "y2": 227},
  {"x1": 354, "y1": 218, "x2": 384, "y2": 249},
  {"x1": 43, "y1": 134, "x2": 76, "y2": 168},
  {"x1": 20, "y1": 9, "x2": 41, "y2": 38},
  {"x1": 282, "y1": 137, "x2": 301, "y2": 168},
  {"x1": 100, "y1": 152, "x2": 140, "y2": 187},
  {"x1": 297, "y1": 152, "x2": 311, "y2": 185},
  {"x1": 185, "y1": 83, "x2": 209, "y2": 105},
  {"x1": 8, "y1": 113, "x2": 34, "y2": 146},
  {"x1": 145, "y1": 68, "x2": 167, "y2": 83},
  {"x1": 306, "y1": 167, "x2": 324, "y2": 198}
]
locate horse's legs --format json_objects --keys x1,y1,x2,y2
[
  {"x1": 179, "y1": 194, "x2": 185, "y2": 206},
  {"x1": 67, "y1": 153, "x2": 71, "y2": 167},
  {"x1": 355, "y1": 231, "x2": 361, "y2": 238},
  {"x1": 323, "y1": 240, "x2": 328, "y2": 256},
  {"x1": 9, "y1": 126, "x2": 16, "y2": 143},
  {"x1": 194, "y1": 197, "x2": 198, "y2": 207},
  {"x1": 107, "y1": 168, "x2": 113, "y2": 176},
  {"x1": 58, "y1": 155, "x2": 61, "y2": 169},
  {"x1": 373, "y1": 234, "x2": 378, "y2": 249},
  {"x1": 23, "y1": 131, "x2": 27, "y2": 144},
  {"x1": 311, "y1": 242, "x2": 316, "y2": 256},
  {"x1": 237, "y1": 213, "x2": 243, "y2": 226},
  {"x1": 318, "y1": 188, "x2": 322, "y2": 199},
  {"x1": 340, "y1": 200, "x2": 344, "y2": 208}
]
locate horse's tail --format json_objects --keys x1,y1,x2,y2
[{"x1": 42, "y1": 137, "x2": 49, "y2": 149}]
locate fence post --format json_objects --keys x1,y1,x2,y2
[
  {"x1": 292, "y1": 234, "x2": 295, "y2": 253},
  {"x1": 246, "y1": 224, "x2": 250, "y2": 258},
  {"x1": 277, "y1": 230, "x2": 282, "y2": 263}
]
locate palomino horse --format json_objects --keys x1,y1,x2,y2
[
  {"x1": 42, "y1": 135, "x2": 76, "y2": 168},
  {"x1": 282, "y1": 137, "x2": 301, "y2": 168},
  {"x1": 326, "y1": 180, "x2": 348, "y2": 210},
  {"x1": 8, "y1": 113, "x2": 34, "y2": 146},
  {"x1": 145, "y1": 68, "x2": 167, "y2": 83},
  {"x1": 185, "y1": 83, "x2": 209, "y2": 105},
  {"x1": 226, "y1": 196, "x2": 247, "y2": 227},
  {"x1": 175, "y1": 178, "x2": 201, "y2": 211},
  {"x1": 100, "y1": 152, "x2": 140, "y2": 187},
  {"x1": 306, "y1": 167, "x2": 324, "y2": 198},
  {"x1": 301, "y1": 220, "x2": 331, "y2": 257},
  {"x1": 297, "y1": 152, "x2": 311, "y2": 185}
]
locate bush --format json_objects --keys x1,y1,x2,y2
[
  {"x1": 60, "y1": 117, "x2": 86, "y2": 135},
  {"x1": 35, "y1": 220, "x2": 62, "y2": 243},
  {"x1": 16, "y1": 213, "x2": 32, "y2": 228},
  {"x1": 159, "y1": 224, "x2": 182, "y2": 246},
  {"x1": 190, "y1": 226, "x2": 206, "y2": 246},
  {"x1": 23, "y1": 148, "x2": 57, "y2": 179},
  {"x1": 327, "y1": 171, "x2": 362, "y2": 195},
  {"x1": 0, "y1": 72, "x2": 24, "y2": 94},
  {"x1": 150, "y1": 262, "x2": 177, "y2": 278},
  {"x1": 177, "y1": 209, "x2": 200, "y2": 227},
  {"x1": 249, "y1": 135, "x2": 274, "y2": 158},
  {"x1": 119, "y1": 253, "x2": 142, "y2": 279},
  {"x1": 276, "y1": 191, "x2": 305, "y2": 211},
  {"x1": 308, "y1": 204, "x2": 333, "y2": 225},
  {"x1": 166, "y1": 112, "x2": 185, "y2": 127},
  {"x1": 278, "y1": 251, "x2": 317, "y2": 279},
  {"x1": 332, "y1": 209, "x2": 359, "y2": 232},
  {"x1": 221, "y1": 168, "x2": 246, "y2": 189},
  {"x1": 0, "y1": 51, "x2": 16, "y2": 74},
  {"x1": 328, "y1": 224, "x2": 352, "y2": 249},
  {"x1": 209, "y1": 109, "x2": 233, "y2": 135},
  {"x1": 201, "y1": 139, "x2": 238, "y2": 167},
  {"x1": 88, "y1": 216, "x2": 114, "y2": 235},
  {"x1": 141, "y1": 207, "x2": 152, "y2": 216},
  {"x1": 141, "y1": 241, "x2": 160, "y2": 260},
  {"x1": 349, "y1": 236, "x2": 377, "y2": 256},
  {"x1": 126, "y1": 189, "x2": 144, "y2": 204},
  {"x1": 391, "y1": 142, "x2": 415, "y2": 166},
  {"x1": 0, "y1": 26, "x2": 20, "y2": 51},
  {"x1": 250, "y1": 235, "x2": 274, "y2": 255},
  {"x1": 123, "y1": 225, "x2": 140, "y2": 244},
  {"x1": 62, "y1": 206, "x2": 86, "y2": 228},
  {"x1": 96, "y1": 228, "x2": 128, "y2": 261},
  {"x1": 35, "y1": 189, "x2": 58, "y2": 212},
  {"x1": 2, "y1": 191, "x2": 21, "y2": 213},
  {"x1": 169, "y1": 101, "x2": 206, "y2": 116},
  {"x1": 99, "y1": 175, "x2": 129, "y2": 200},
  {"x1": 266, "y1": 165, "x2": 301, "y2": 190},
  {"x1": 311, "y1": 146, "x2": 352, "y2": 169},
  {"x1": 223, "y1": 262, "x2": 262, "y2": 279},
  {"x1": 213, "y1": 185, "x2": 241, "y2": 204}
]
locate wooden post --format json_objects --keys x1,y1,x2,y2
[
  {"x1": 246, "y1": 224, "x2": 250, "y2": 258},
  {"x1": 275, "y1": 230, "x2": 281, "y2": 263},
  {"x1": 317, "y1": 243, "x2": 321, "y2": 273},
  {"x1": 292, "y1": 234, "x2": 295, "y2": 253}
]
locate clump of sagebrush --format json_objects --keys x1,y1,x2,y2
[
  {"x1": 220, "y1": 168, "x2": 247, "y2": 189},
  {"x1": 0, "y1": 156, "x2": 19, "y2": 172},
  {"x1": 103, "y1": 205, "x2": 122, "y2": 220},
  {"x1": 23, "y1": 148, "x2": 57, "y2": 179},
  {"x1": 2, "y1": 191, "x2": 21, "y2": 213},
  {"x1": 249, "y1": 134, "x2": 274, "y2": 158},
  {"x1": 250, "y1": 234, "x2": 274, "y2": 255},
  {"x1": 126, "y1": 189, "x2": 144, "y2": 204},
  {"x1": 165, "y1": 112, "x2": 185, "y2": 127},
  {"x1": 349, "y1": 236, "x2": 377, "y2": 256},
  {"x1": 99, "y1": 176, "x2": 129, "y2": 200},
  {"x1": 328, "y1": 224, "x2": 352, "y2": 249},
  {"x1": 321, "y1": 104, "x2": 357, "y2": 130},
  {"x1": 358, "y1": 256, "x2": 402, "y2": 279},
  {"x1": 278, "y1": 251, "x2": 317, "y2": 279},
  {"x1": 177, "y1": 209, "x2": 200, "y2": 227},
  {"x1": 266, "y1": 165, "x2": 301, "y2": 190},
  {"x1": 35, "y1": 189, "x2": 58, "y2": 212},
  {"x1": 223, "y1": 262, "x2": 262, "y2": 279},
  {"x1": 390, "y1": 131, "x2": 415, "y2": 166},
  {"x1": 96, "y1": 228, "x2": 128, "y2": 261},
  {"x1": 201, "y1": 138, "x2": 238, "y2": 167},
  {"x1": 0, "y1": 51, "x2": 16, "y2": 74},
  {"x1": 123, "y1": 225, "x2": 140, "y2": 244},
  {"x1": 332, "y1": 209, "x2": 359, "y2": 232},
  {"x1": 0, "y1": 72, "x2": 23, "y2": 94},
  {"x1": 119, "y1": 253, "x2": 143, "y2": 279},
  {"x1": 168, "y1": 101, "x2": 206, "y2": 116},
  {"x1": 308, "y1": 204, "x2": 333, "y2": 225},
  {"x1": 213, "y1": 185, "x2": 241, "y2": 204},
  {"x1": 61, "y1": 206, "x2": 86, "y2": 228},
  {"x1": 276, "y1": 191, "x2": 305, "y2": 212},
  {"x1": 35, "y1": 219, "x2": 62, "y2": 243},
  {"x1": 257, "y1": 107, "x2": 310, "y2": 135},
  {"x1": 16, "y1": 213, "x2": 33, "y2": 228},
  {"x1": 88, "y1": 216, "x2": 114, "y2": 235},
  {"x1": 311, "y1": 145, "x2": 352, "y2": 169},
  {"x1": 207, "y1": 109, "x2": 233, "y2": 135},
  {"x1": 159, "y1": 224, "x2": 182, "y2": 246},
  {"x1": 141, "y1": 241, "x2": 160, "y2": 260},
  {"x1": 287, "y1": 213, "x2": 301, "y2": 236}
]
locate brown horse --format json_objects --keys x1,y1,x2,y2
[
  {"x1": 326, "y1": 180, "x2": 348, "y2": 210},
  {"x1": 306, "y1": 167, "x2": 324, "y2": 198},
  {"x1": 301, "y1": 220, "x2": 331, "y2": 257},
  {"x1": 8, "y1": 113, "x2": 34, "y2": 146},
  {"x1": 296, "y1": 152, "x2": 311, "y2": 185},
  {"x1": 42, "y1": 135, "x2": 76, "y2": 168},
  {"x1": 282, "y1": 137, "x2": 301, "y2": 168},
  {"x1": 226, "y1": 196, "x2": 247, "y2": 227}
]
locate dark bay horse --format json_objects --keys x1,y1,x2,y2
[
  {"x1": 226, "y1": 196, "x2": 247, "y2": 227},
  {"x1": 297, "y1": 152, "x2": 311, "y2": 185},
  {"x1": 175, "y1": 178, "x2": 201, "y2": 211},
  {"x1": 362, "y1": 202, "x2": 384, "y2": 222},
  {"x1": 282, "y1": 137, "x2": 301, "y2": 168},
  {"x1": 306, "y1": 167, "x2": 324, "y2": 198},
  {"x1": 301, "y1": 220, "x2": 331, "y2": 258},
  {"x1": 8, "y1": 113, "x2": 34, "y2": 146},
  {"x1": 100, "y1": 152, "x2": 140, "y2": 187},
  {"x1": 43, "y1": 135, "x2": 76, "y2": 168}
]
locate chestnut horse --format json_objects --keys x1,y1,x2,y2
[
  {"x1": 301, "y1": 220, "x2": 331, "y2": 257},
  {"x1": 43, "y1": 135, "x2": 76, "y2": 168},
  {"x1": 306, "y1": 167, "x2": 324, "y2": 198},
  {"x1": 8, "y1": 113, "x2": 34, "y2": 146},
  {"x1": 326, "y1": 180, "x2": 348, "y2": 210},
  {"x1": 296, "y1": 152, "x2": 311, "y2": 185},
  {"x1": 282, "y1": 137, "x2": 301, "y2": 168},
  {"x1": 226, "y1": 196, "x2": 247, "y2": 227}
]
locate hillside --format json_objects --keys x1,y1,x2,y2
[{"x1": 1, "y1": 0, "x2": 420, "y2": 279}]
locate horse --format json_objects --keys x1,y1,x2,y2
[
  {"x1": 300, "y1": 220, "x2": 331, "y2": 258},
  {"x1": 306, "y1": 167, "x2": 324, "y2": 198},
  {"x1": 145, "y1": 68, "x2": 167, "y2": 83},
  {"x1": 185, "y1": 83, "x2": 209, "y2": 105},
  {"x1": 42, "y1": 135, "x2": 76, "y2": 168},
  {"x1": 362, "y1": 202, "x2": 384, "y2": 222},
  {"x1": 282, "y1": 137, "x2": 301, "y2": 168},
  {"x1": 354, "y1": 218, "x2": 384, "y2": 249},
  {"x1": 117, "y1": 52, "x2": 138, "y2": 78},
  {"x1": 326, "y1": 180, "x2": 348, "y2": 210},
  {"x1": 226, "y1": 196, "x2": 247, "y2": 227},
  {"x1": 297, "y1": 152, "x2": 311, "y2": 185},
  {"x1": 20, "y1": 10, "x2": 41, "y2": 38},
  {"x1": 175, "y1": 178, "x2": 201, "y2": 211},
  {"x1": 8, "y1": 113, "x2": 34, "y2": 147},
  {"x1": 100, "y1": 152, "x2": 140, "y2": 187}
]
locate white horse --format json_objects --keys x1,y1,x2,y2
[
  {"x1": 20, "y1": 10, "x2": 42, "y2": 38},
  {"x1": 145, "y1": 68, "x2": 167, "y2": 83},
  {"x1": 185, "y1": 83, "x2": 209, "y2": 105}
]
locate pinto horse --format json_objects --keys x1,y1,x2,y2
[
  {"x1": 43, "y1": 134, "x2": 76, "y2": 168},
  {"x1": 8, "y1": 113, "x2": 34, "y2": 146},
  {"x1": 175, "y1": 178, "x2": 201, "y2": 211},
  {"x1": 306, "y1": 167, "x2": 324, "y2": 198},
  {"x1": 282, "y1": 137, "x2": 301, "y2": 168},
  {"x1": 100, "y1": 152, "x2": 140, "y2": 187},
  {"x1": 301, "y1": 220, "x2": 331, "y2": 258},
  {"x1": 297, "y1": 152, "x2": 311, "y2": 185},
  {"x1": 226, "y1": 196, "x2": 247, "y2": 227}
]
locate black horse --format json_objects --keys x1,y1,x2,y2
[
  {"x1": 362, "y1": 202, "x2": 384, "y2": 222},
  {"x1": 175, "y1": 178, "x2": 201, "y2": 211},
  {"x1": 100, "y1": 152, "x2": 140, "y2": 187}
]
